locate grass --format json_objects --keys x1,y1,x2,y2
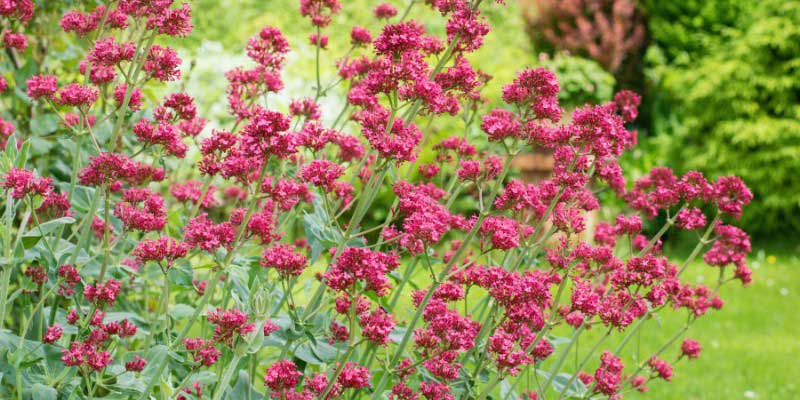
[{"x1": 629, "y1": 242, "x2": 800, "y2": 399}]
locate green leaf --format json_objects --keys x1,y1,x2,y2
[
  {"x1": 13, "y1": 140, "x2": 30, "y2": 169},
  {"x1": 135, "y1": 345, "x2": 170, "y2": 394},
  {"x1": 168, "y1": 259, "x2": 194, "y2": 288},
  {"x1": 22, "y1": 217, "x2": 76, "y2": 248},
  {"x1": 170, "y1": 304, "x2": 196, "y2": 320},
  {"x1": 30, "y1": 383, "x2": 58, "y2": 400},
  {"x1": 389, "y1": 326, "x2": 408, "y2": 343},
  {"x1": 293, "y1": 343, "x2": 323, "y2": 365},
  {"x1": 227, "y1": 370, "x2": 261, "y2": 400},
  {"x1": 536, "y1": 371, "x2": 587, "y2": 398},
  {"x1": 30, "y1": 114, "x2": 61, "y2": 136},
  {"x1": 500, "y1": 378, "x2": 518, "y2": 400},
  {"x1": 310, "y1": 341, "x2": 340, "y2": 363},
  {"x1": 303, "y1": 195, "x2": 366, "y2": 263}
]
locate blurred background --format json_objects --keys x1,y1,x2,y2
[{"x1": 172, "y1": 1, "x2": 798, "y2": 398}]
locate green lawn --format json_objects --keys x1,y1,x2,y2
[{"x1": 630, "y1": 243, "x2": 800, "y2": 399}]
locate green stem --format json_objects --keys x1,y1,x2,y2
[
  {"x1": 212, "y1": 354, "x2": 242, "y2": 400},
  {"x1": 98, "y1": 188, "x2": 111, "y2": 282},
  {"x1": 552, "y1": 329, "x2": 612, "y2": 400},
  {"x1": 678, "y1": 213, "x2": 720, "y2": 275}
]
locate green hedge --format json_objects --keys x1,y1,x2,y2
[{"x1": 645, "y1": 0, "x2": 800, "y2": 234}]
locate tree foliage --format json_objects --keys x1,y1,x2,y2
[{"x1": 646, "y1": 0, "x2": 800, "y2": 234}]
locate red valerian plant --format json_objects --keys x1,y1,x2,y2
[{"x1": 0, "y1": 0, "x2": 753, "y2": 399}]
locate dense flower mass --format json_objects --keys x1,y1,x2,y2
[{"x1": 0, "y1": 1, "x2": 755, "y2": 399}]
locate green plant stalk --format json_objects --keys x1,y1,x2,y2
[
  {"x1": 111, "y1": 30, "x2": 157, "y2": 145},
  {"x1": 137, "y1": 163, "x2": 271, "y2": 400},
  {"x1": 551, "y1": 329, "x2": 613, "y2": 400},
  {"x1": 162, "y1": 271, "x2": 171, "y2": 347},
  {"x1": 0, "y1": 194, "x2": 15, "y2": 330},
  {"x1": 321, "y1": 291, "x2": 363, "y2": 398},
  {"x1": 53, "y1": 135, "x2": 84, "y2": 251},
  {"x1": 212, "y1": 353, "x2": 242, "y2": 400},
  {"x1": 637, "y1": 204, "x2": 686, "y2": 257},
  {"x1": 98, "y1": 188, "x2": 112, "y2": 282},
  {"x1": 69, "y1": 185, "x2": 101, "y2": 265},
  {"x1": 314, "y1": 25, "x2": 322, "y2": 99},
  {"x1": 678, "y1": 213, "x2": 721, "y2": 274}
]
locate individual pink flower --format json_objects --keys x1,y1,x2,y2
[
  {"x1": 132, "y1": 237, "x2": 190, "y2": 267},
  {"x1": 143, "y1": 45, "x2": 181, "y2": 81},
  {"x1": 712, "y1": 176, "x2": 753, "y2": 219},
  {"x1": 309, "y1": 32, "x2": 328, "y2": 48},
  {"x1": 648, "y1": 356, "x2": 673, "y2": 381},
  {"x1": 2, "y1": 168, "x2": 52, "y2": 198},
  {"x1": 79, "y1": 152, "x2": 164, "y2": 187},
  {"x1": 247, "y1": 26, "x2": 290, "y2": 69},
  {"x1": 479, "y1": 216, "x2": 521, "y2": 250},
  {"x1": 54, "y1": 83, "x2": 98, "y2": 107},
  {"x1": 87, "y1": 37, "x2": 135, "y2": 66},
  {"x1": 183, "y1": 338, "x2": 221, "y2": 366},
  {"x1": 207, "y1": 307, "x2": 256, "y2": 347},
  {"x1": 337, "y1": 362, "x2": 371, "y2": 389},
  {"x1": 24, "y1": 265, "x2": 47, "y2": 284},
  {"x1": 613, "y1": 90, "x2": 641, "y2": 122},
  {"x1": 593, "y1": 351, "x2": 623, "y2": 396},
  {"x1": 263, "y1": 178, "x2": 312, "y2": 211},
  {"x1": 58, "y1": 264, "x2": 81, "y2": 297},
  {"x1": 148, "y1": 2, "x2": 193, "y2": 37},
  {"x1": 289, "y1": 97, "x2": 321, "y2": 120},
  {"x1": 43, "y1": 325, "x2": 63, "y2": 344},
  {"x1": 359, "y1": 308, "x2": 395, "y2": 345},
  {"x1": 264, "y1": 360, "x2": 301, "y2": 393},
  {"x1": 324, "y1": 247, "x2": 400, "y2": 296},
  {"x1": 675, "y1": 207, "x2": 707, "y2": 230},
  {"x1": 300, "y1": 0, "x2": 341, "y2": 27},
  {"x1": 373, "y1": 3, "x2": 397, "y2": 19},
  {"x1": 0, "y1": 0, "x2": 34, "y2": 22},
  {"x1": 84, "y1": 279, "x2": 122, "y2": 307},
  {"x1": 632, "y1": 375, "x2": 649, "y2": 393},
  {"x1": 350, "y1": 25, "x2": 372, "y2": 46},
  {"x1": 26, "y1": 75, "x2": 58, "y2": 99},
  {"x1": 125, "y1": 355, "x2": 147, "y2": 372},
  {"x1": 373, "y1": 21, "x2": 424, "y2": 56},
  {"x1": 184, "y1": 214, "x2": 236, "y2": 252},
  {"x1": 299, "y1": 159, "x2": 344, "y2": 191},
  {"x1": 114, "y1": 188, "x2": 167, "y2": 232},
  {"x1": 261, "y1": 244, "x2": 308, "y2": 277},
  {"x1": 703, "y1": 223, "x2": 751, "y2": 267},
  {"x1": 263, "y1": 320, "x2": 280, "y2": 336},
  {"x1": 681, "y1": 338, "x2": 702, "y2": 359},
  {"x1": 171, "y1": 181, "x2": 219, "y2": 208},
  {"x1": 3, "y1": 30, "x2": 27, "y2": 52},
  {"x1": 481, "y1": 108, "x2": 522, "y2": 141},
  {"x1": 132, "y1": 119, "x2": 188, "y2": 157}
]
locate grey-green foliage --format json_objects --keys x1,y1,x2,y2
[
  {"x1": 537, "y1": 53, "x2": 616, "y2": 109},
  {"x1": 647, "y1": 0, "x2": 800, "y2": 234}
]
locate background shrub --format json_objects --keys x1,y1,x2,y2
[{"x1": 645, "y1": 0, "x2": 800, "y2": 235}]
